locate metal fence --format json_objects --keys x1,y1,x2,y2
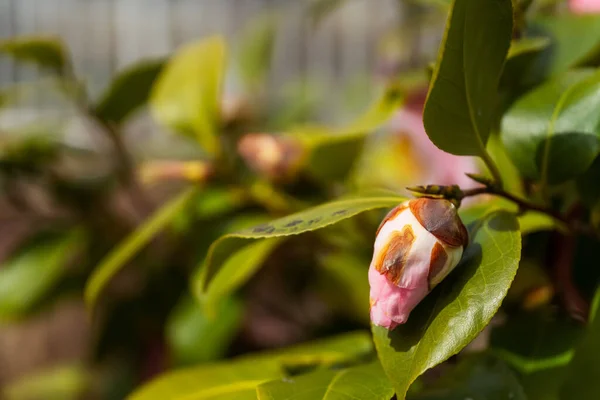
[{"x1": 0, "y1": 0, "x2": 413, "y2": 96}]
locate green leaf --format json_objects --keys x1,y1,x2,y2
[
  {"x1": 423, "y1": 0, "x2": 513, "y2": 156},
  {"x1": 294, "y1": 84, "x2": 404, "y2": 182},
  {"x1": 2, "y1": 364, "x2": 89, "y2": 400},
  {"x1": 198, "y1": 192, "x2": 405, "y2": 294},
  {"x1": 577, "y1": 154, "x2": 600, "y2": 207},
  {"x1": 491, "y1": 311, "x2": 584, "y2": 400},
  {"x1": 128, "y1": 357, "x2": 281, "y2": 400},
  {"x1": 0, "y1": 231, "x2": 83, "y2": 321},
  {"x1": 411, "y1": 354, "x2": 527, "y2": 400},
  {"x1": 316, "y1": 252, "x2": 370, "y2": 325},
  {"x1": 0, "y1": 36, "x2": 68, "y2": 75},
  {"x1": 95, "y1": 59, "x2": 164, "y2": 125},
  {"x1": 256, "y1": 361, "x2": 394, "y2": 400},
  {"x1": 491, "y1": 311, "x2": 583, "y2": 375},
  {"x1": 150, "y1": 36, "x2": 226, "y2": 156},
  {"x1": 196, "y1": 238, "x2": 283, "y2": 315},
  {"x1": 373, "y1": 211, "x2": 521, "y2": 398},
  {"x1": 507, "y1": 37, "x2": 551, "y2": 60},
  {"x1": 85, "y1": 188, "x2": 198, "y2": 310},
  {"x1": 128, "y1": 331, "x2": 373, "y2": 400},
  {"x1": 502, "y1": 69, "x2": 600, "y2": 185},
  {"x1": 237, "y1": 13, "x2": 277, "y2": 89},
  {"x1": 560, "y1": 291, "x2": 600, "y2": 399},
  {"x1": 166, "y1": 294, "x2": 243, "y2": 366},
  {"x1": 528, "y1": 14, "x2": 600, "y2": 77}
]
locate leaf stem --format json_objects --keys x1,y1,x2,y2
[{"x1": 479, "y1": 149, "x2": 504, "y2": 189}]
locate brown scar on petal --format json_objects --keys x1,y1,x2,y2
[
  {"x1": 375, "y1": 225, "x2": 415, "y2": 285},
  {"x1": 375, "y1": 204, "x2": 408, "y2": 236},
  {"x1": 409, "y1": 198, "x2": 468, "y2": 247},
  {"x1": 428, "y1": 242, "x2": 448, "y2": 290}
]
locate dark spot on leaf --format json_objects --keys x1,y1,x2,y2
[
  {"x1": 332, "y1": 209, "x2": 348, "y2": 216},
  {"x1": 252, "y1": 224, "x2": 276, "y2": 234},
  {"x1": 307, "y1": 217, "x2": 322, "y2": 225},
  {"x1": 284, "y1": 219, "x2": 303, "y2": 228}
]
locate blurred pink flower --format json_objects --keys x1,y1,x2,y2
[
  {"x1": 369, "y1": 198, "x2": 468, "y2": 329},
  {"x1": 389, "y1": 91, "x2": 480, "y2": 189},
  {"x1": 570, "y1": 0, "x2": 600, "y2": 13}
]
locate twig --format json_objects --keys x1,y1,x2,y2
[{"x1": 460, "y1": 186, "x2": 598, "y2": 238}]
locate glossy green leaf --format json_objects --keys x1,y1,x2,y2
[
  {"x1": 0, "y1": 231, "x2": 83, "y2": 321},
  {"x1": 373, "y1": 211, "x2": 521, "y2": 398},
  {"x1": 128, "y1": 331, "x2": 373, "y2": 400},
  {"x1": 528, "y1": 14, "x2": 600, "y2": 77},
  {"x1": 85, "y1": 188, "x2": 198, "y2": 310},
  {"x1": 423, "y1": 0, "x2": 513, "y2": 156},
  {"x1": 0, "y1": 36, "x2": 68, "y2": 74},
  {"x1": 197, "y1": 237, "x2": 283, "y2": 315},
  {"x1": 237, "y1": 13, "x2": 277, "y2": 89},
  {"x1": 150, "y1": 36, "x2": 226, "y2": 156},
  {"x1": 412, "y1": 355, "x2": 526, "y2": 400},
  {"x1": 166, "y1": 294, "x2": 243, "y2": 366},
  {"x1": 256, "y1": 361, "x2": 394, "y2": 400},
  {"x1": 501, "y1": 69, "x2": 600, "y2": 184},
  {"x1": 2, "y1": 364, "x2": 89, "y2": 400},
  {"x1": 95, "y1": 59, "x2": 164, "y2": 125},
  {"x1": 198, "y1": 192, "x2": 405, "y2": 294},
  {"x1": 560, "y1": 292, "x2": 600, "y2": 399}
]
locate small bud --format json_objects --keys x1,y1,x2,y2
[
  {"x1": 369, "y1": 197, "x2": 468, "y2": 329},
  {"x1": 139, "y1": 161, "x2": 212, "y2": 184},
  {"x1": 237, "y1": 133, "x2": 305, "y2": 182}
]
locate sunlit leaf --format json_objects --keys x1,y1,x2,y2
[
  {"x1": 256, "y1": 361, "x2": 394, "y2": 400},
  {"x1": 150, "y1": 37, "x2": 226, "y2": 156},
  {"x1": 373, "y1": 211, "x2": 521, "y2": 398},
  {"x1": 85, "y1": 188, "x2": 198, "y2": 310},
  {"x1": 197, "y1": 192, "x2": 405, "y2": 294},
  {"x1": 95, "y1": 59, "x2": 164, "y2": 125},
  {"x1": 128, "y1": 331, "x2": 373, "y2": 400},
  {"x1": 0, "y1": 231, "x2": 83, "y2": 321},
  {"x1": 166, "y1": 294, "x2": 243, "y2": 366},
  {"x1": 2, "y1": 364, "x2": 89, "y2": 400},
  {"x1": 196, "y1": 237, "x2": 283, "y2": 315},
  {"x1": 0, "y1": 36, "x2": 68, "y2": 75},
  {"x1": 502, "y1": 69, "x2": 600, "y2": 186},
  {"x1": 423, "y1": 0, "x2": 513, "y2": 156}
]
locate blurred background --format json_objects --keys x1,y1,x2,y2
[{"x1": 0, "y1": 0, "x2": 561, "y2": 399}]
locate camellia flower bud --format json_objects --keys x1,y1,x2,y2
[
  {"x1": 237, "y1": 133, "x2": 304, "y2": 182},
  {"x1": 369, "y1": 197, "x2": 468, "y2": 329}
]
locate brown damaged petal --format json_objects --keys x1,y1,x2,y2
[
  {"x1": 428, "y1": 242, "x2": 448, "y2": 290},
  {"x1": 375, "y1": 224, "x2": 415, "y2": 285},
  {"x1": 375, "y1": 203, "x2": 408, "y2": 237},
  {"x1": 409, "y1": 197, "x2": 468, "y2": 247}
]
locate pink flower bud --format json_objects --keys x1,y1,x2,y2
[{"x1": 369, "y1": 198, "x2": 468, "y2": 329}]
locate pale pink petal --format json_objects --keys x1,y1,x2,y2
[{"x1": 570, "y1": 0, "x2": 600, "y2": 14}]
